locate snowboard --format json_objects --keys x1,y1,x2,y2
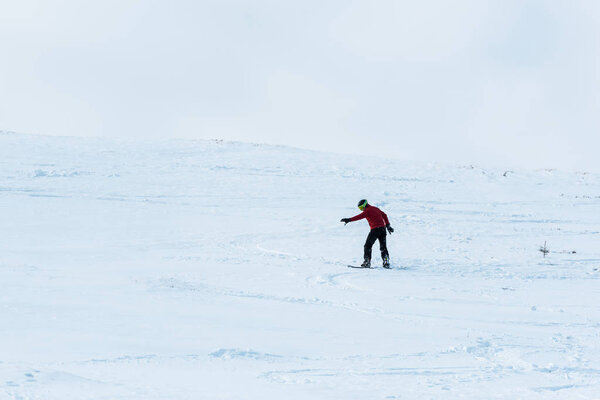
[{"x1": 347, "y1": 264, "x2": 391, "y2": 269}]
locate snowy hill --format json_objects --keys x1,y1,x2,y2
[{"x1": 1, "y1": 131, "x2": 599, "y2": 399}]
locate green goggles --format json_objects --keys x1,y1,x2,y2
[{"x1": 358, "y1": 202, "x2": 367, "y2": 211}]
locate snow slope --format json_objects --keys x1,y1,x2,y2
[{"x1": 1, "y1": 131, "x2": 599, "y2": 399}]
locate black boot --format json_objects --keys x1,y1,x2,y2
[
  {"x1": 382, "y1": 254, "x2": 390, "y2": 269},
  {"x1": 361, "y1": 257, "x2": 371, "y2": 268}
]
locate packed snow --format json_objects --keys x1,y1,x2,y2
[{"x1": 1, "y1": 131, "x2": 599, "y2": 399}]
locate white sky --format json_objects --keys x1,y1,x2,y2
[{"x1": 1, "y1": 0, "x2": 599, "y2": 171}]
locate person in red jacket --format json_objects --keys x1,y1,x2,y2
[{"x1": 341, "y1": 199, "x2": 394, "y2": 268}]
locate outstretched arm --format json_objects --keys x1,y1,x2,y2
[
  {"x1": 341, "y1": 212, "x2": 365, "y2": 225},
  {"x1": 349, "y1": 212, "x2": 366, "y2": 222}
]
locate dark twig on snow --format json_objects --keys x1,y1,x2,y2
[{"x1": 539, "y1": 241, "x2": 550, "y2": 257}]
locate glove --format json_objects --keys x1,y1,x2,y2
[
  {"x1": 386, "y1": 224, "x2": 394, "y2": 234},
  {"x1": 340, "y1": 218, "x2": 351, "y2": 224}
]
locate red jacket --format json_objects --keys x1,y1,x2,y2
[{"x1": 350, "y1": 205, "x2": 390, "y2": 230}]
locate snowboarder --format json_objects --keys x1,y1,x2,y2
[{"x1": 341, "y1": 199, "x2": 394, "y2": 268}]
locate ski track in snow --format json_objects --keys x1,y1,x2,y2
[{"x1": 1, "y1": 132, "x2": 600, "y2": 399}]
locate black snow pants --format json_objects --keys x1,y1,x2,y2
[{"x1": 364, "y1": 226, "x2": 389, "y2": 261}]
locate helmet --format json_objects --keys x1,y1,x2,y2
[{"x1": 357, "y1": 199, "x2": 368, "y2": 210}]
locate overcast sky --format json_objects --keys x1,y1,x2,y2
[{"x1": 1, "y1": 1, "x2": 599, "y2": 171}]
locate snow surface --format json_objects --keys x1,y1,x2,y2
[{"x1": 1, "y1": 131, "x2": 600, "y2": 399}]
